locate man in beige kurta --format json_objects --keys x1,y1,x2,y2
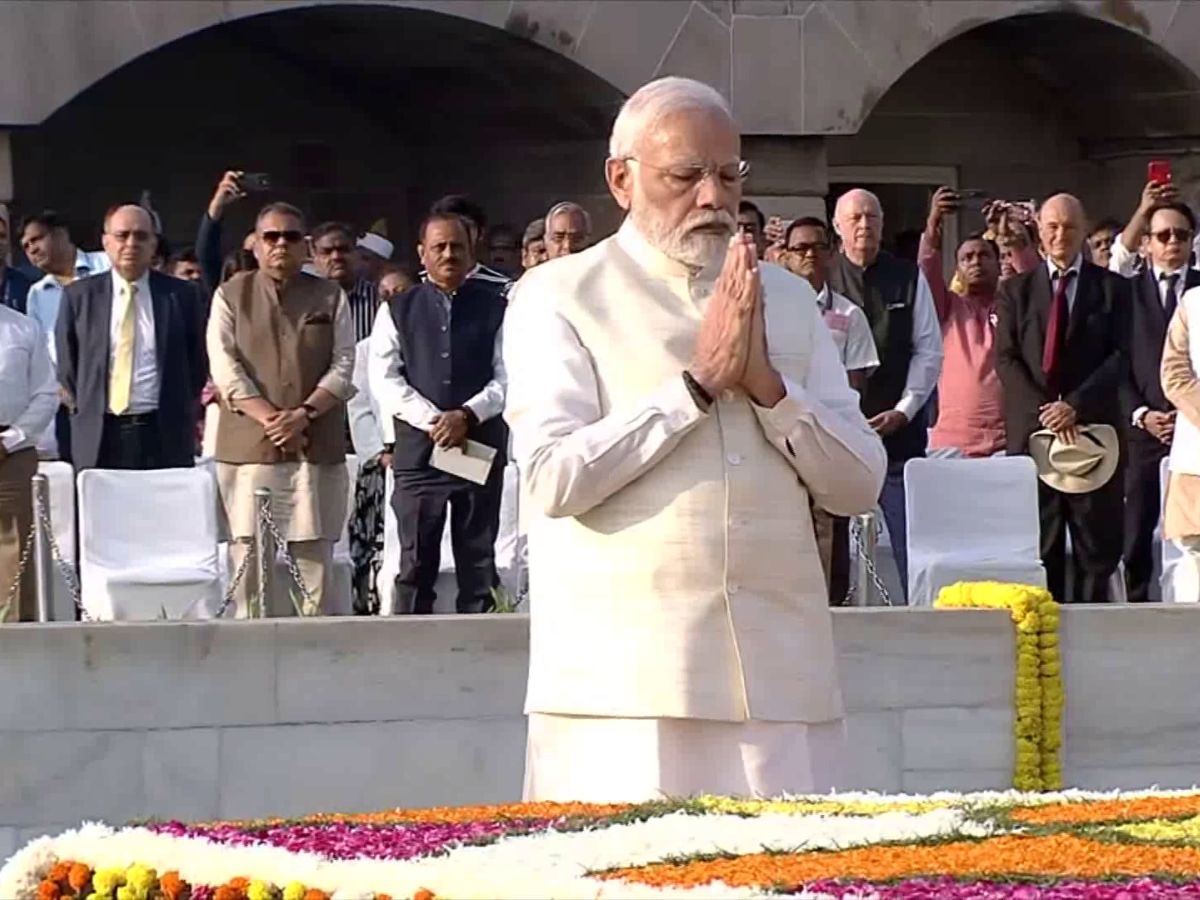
[
  {"x1": 207, "y1": 203, "x2": 355, "y2": 616},
  {"x1": 1161, "y1": 292, "x2": 1200, "y2": 602},
  {"x1": 504, "y1": 77, "x2": 887, "y2": 802}
]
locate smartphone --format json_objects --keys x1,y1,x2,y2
[
  {"x1": 957, "y1": 188, "x2": 989, "y2": 211},
  {"x1": 240, "y1": 172, "x2": 272, "y2": 192},
  {"x1": 1148, "y1": 160, "x2": 1172, "y2": 184}
]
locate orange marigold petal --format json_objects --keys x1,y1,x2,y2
[{"x1": 67, "y1": 863, "x2": 91, "y2": 892}]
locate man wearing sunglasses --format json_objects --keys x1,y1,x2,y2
[
  {"x1": 207, "y1": 202, "x2": 356, "y2": 617},
  {"x1": 1111, "y1": 185, "x2": 1200, "y2": 602}
]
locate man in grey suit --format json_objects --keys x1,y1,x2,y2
[{"x1": 56, "y1": 204, "x2": 207, "y2": 470}]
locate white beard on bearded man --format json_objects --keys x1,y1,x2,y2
[{"x1": 631, "y1": 204, "x2": 736, "y2": 269}]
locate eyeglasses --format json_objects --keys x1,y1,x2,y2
[
  {"x1": 107, "y1": 229, "x2": 153, "y2": 244},
  {"x1": 260, "y1": 230, "x2": 304, "y2": 245},
  {"x1": 786, "y1": 242, "x2": 828, "y2": 256},
  {"x1": 623, "y1": 158, "x2": 750, "y2": 191},
  {"x1": 1152, "y1": 228, "x2": 1193, "y2": 244}
]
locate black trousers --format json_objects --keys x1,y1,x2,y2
[
  {"x1": 391, "y1": 468, "x2": 502, "y2": 614},
  {"x1": 1039, "y1": 475, "x2": 1124, "y2": 604},
  {"x1": 811, "y1": 505, "x2": 850, "y2": 605},
  {"x1": 1123, "y1": 439, "x2": 1168, "y2": 603},
  {"x1": 96, "y1": 413, "x2": 164, "y2": 470}
]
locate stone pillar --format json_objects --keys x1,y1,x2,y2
[{"x1": 742, "y1": 135, "x2": 828, "y2": 222}]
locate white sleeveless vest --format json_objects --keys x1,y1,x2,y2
[{"x1": 515, "y1": 222, "x2": 843, "y2": 724}]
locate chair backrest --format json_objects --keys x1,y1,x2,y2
[
  {"x1": 77, "y1": 467, "x2": 219, "y2": 570},
  {"x1": 905, "y1": 456, "x2": 1041, "y2": 560},
  {"x1": 201, "y1": 404, "x2": 219, "y2": 458},
  {"x1": 37, "y1": 461, "x2": 76, "y2": 561}
]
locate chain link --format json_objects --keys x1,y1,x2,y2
[
  {"x1": 34, "y1": 493, "x2": 88, "y2": 618},
  {"x1": 1, "y1": 526, "x2": 35, "y2": 622},
  {"x1": 259, "y1": 502, "x2": 316, "y2": 616},
  {"x1": 845, "y1": 515, "x2": 894, "y2": 607},
  {"x1": 213, "y1": 539, "x2": 255, "y2": 619}
]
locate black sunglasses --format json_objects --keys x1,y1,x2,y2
[
  {"x1": 260, "y1": 230, "x2": 304, "y2": 245},
  {"x1": 1152, "y1": 228, "x2": 1193, "y2": 244}
]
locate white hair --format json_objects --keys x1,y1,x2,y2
[
  {"x1": 608, "y1": 77, "x2": 733, "y2": 160},
  {"x1": 832, "y1": 188, "x2": 882, "y2": 237},
  {"x1": 544, "y1": 201, "x2": 592, "y2": 235}
]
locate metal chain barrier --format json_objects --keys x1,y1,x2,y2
[
  {"x1": 845, "y1": 513, "x2": 894, "y2": 607},
  {"x1": 259, "y1": 500, "x2": 317, "y2": 617},
  {"x1": 213, "y1": 539, "x2": 255, "y2": 619},
  {"x1": 3, "y1": 485, "x2": 90, "y2": 622},
  {"x1": 1, "y1": 527, "x2": 35, "y2": 622},
  {"x1": 34, "y1": 491, "x2": 87, "y2": 618}
]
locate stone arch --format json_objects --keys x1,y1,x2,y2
[{"x1": 0, "y1": 0, "x2": 738, "y2": 127}]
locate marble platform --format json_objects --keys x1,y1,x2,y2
[{"x1": 1, "y1": 606, "x2": 1198, "y2": 858}]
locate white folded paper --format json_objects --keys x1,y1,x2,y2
[{"x1": 431, "y1": 440, "x2": 497, "y2": 485}]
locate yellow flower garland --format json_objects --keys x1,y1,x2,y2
[{"x1": 934, "y1": 581, "x2": 1063, "y2": 791}]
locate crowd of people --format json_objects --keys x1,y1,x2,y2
[{"x1": 1, "y1": 73, "x2": 1199, "y2": 621}]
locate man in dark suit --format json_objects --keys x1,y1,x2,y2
[
  {"x1": 1114, "y1": 199, "x2": 1200, "y2": 600},
  {"x1": 996, "y1": 193, "x2": 1131, "y2": 604},
  {"x1": 56, "y1": 204, "x2": 207, "y2": 470}
]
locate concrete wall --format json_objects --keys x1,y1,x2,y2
[{"x1": 4, "y1": 606, "x2": 1200, "y2": 861}]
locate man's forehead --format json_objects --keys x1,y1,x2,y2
[
  {"x1": 110, "y1": 206, "x2": 152, "y2": 229},
  {"x1": 316, "y1": 233, "x2": 352, "y2": 247},
  {"x1": 259, "y1": 213, "x2": 301, "y2": 231},
  {"x1": 639, "y1": 108, "x2": 738, "y2": 156},
  {"x1": 791, "y1": 224, "x2": 825, "y2": 241}
]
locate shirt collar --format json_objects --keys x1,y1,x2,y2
[
  {"x1": 112, "y1": 268, "x2": 151, "y2": 297},
  {"x1": 1153, "y1": 263, "x2": 1187, "y2": 282},
  {"x1": 75, "y1": 248, "x2": 98, "y2": 277},
  {"x1": 1047, "y1": 253, "x2": 1082, "y2": 281},
  {"x1": 816, "y1": 282, "x2": 831, "y2": 311}
]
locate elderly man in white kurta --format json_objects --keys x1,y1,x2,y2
[{"x1": 504, "y1": 77, "x2": 887, "y2": 802}]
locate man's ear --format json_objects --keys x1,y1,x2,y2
[{"x1": 605, "y1": 159, "x2": 633, "y2": 212}]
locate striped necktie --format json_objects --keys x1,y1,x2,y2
[{"x1": 109, "y1": 282, "x2": 137, "y2": 414}]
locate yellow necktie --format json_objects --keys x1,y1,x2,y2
[{"x1": 109, "y1": 282, "x2": 137, "y2": 414}]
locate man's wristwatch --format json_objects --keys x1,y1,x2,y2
[
  {"x1": 460, "y1": 407, "x2": 479, "y2": 426},
  {"x1": 302, "y1": 403, "x2": 318, "y2": 421}
]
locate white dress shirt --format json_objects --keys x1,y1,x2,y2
[
  {"x1": 348, "y1": 337, "x2": 385, "y2": 460},
  {"x1": 897, "y1": 271, "x2": 944, "y2": 421},
  {"x1": 0, "y1": 306, "x2": 58, "y2": 453},
  {"x1": 1047, "y1": 254, "x2": 1083, "y2": 312},
  {"x1": 817, "y1": 284, "x2": 880, "y2": 373},
  {"x1": 108, "y1": 270, "x2": 158, "y2": 414},
  {"x1": 367, "y1": 293, "x2": 506, "y2": 444},
  {"x1": 25, "y1": 248, "x2": 111, "y2": 364}
]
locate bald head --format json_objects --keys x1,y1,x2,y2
[
  {"x1": 834, "y1": 188, "x2": 883, "y2": 266},
  {"x1": 1038, "y1": 193, "x2": 1087, "y2": 268},
  {"x1": 102, "y1": 204, "x2": 156, "y2": 281}
]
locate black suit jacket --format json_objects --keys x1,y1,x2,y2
[
  {"x1": 56, "y1": 270, "x2": 208, "y2": 470},
  {"x1": 995, "y1": 260, "x2": 1131, "y2": 455},
  {"x1": 1121, "y1": 266, "x2": 1200, "y2": 451}
]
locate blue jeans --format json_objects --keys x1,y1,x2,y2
[{"x1": 879, "y1": 461, "x2": 909, "y2": 604}]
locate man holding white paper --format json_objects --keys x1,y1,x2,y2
[{"x1": 368, "y1": 213, "x2": 508, "y2": 614}]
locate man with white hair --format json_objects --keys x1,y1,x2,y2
[
  {"x1": 543, "y1": 202, "x2": 592, "y2": 260},
  {"x1": 504, "y1": 76, "x2": 886, "y2": 802},
  {"x1": 827, "y1": 189, "x2": 944, "y2": 603}
]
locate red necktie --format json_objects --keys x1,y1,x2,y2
[{"x1": 1042, "y1": 269, "x2": 1074, "y2": 396}]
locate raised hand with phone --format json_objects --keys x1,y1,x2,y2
[{"x1": 1112, "y1": 160, "x2": 1184, "y2": 276}]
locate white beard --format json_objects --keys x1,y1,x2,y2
[{"x1": 632, "y1": 205, "x2": 734, "y2": 269}]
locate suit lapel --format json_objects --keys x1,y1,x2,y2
[
  {"x1": 94, "y1": 272, "x2": 114, "y2": 385},
  {"x1": 149, "y1": 273, "x2": 170, "y2": 374},
  {"x1": 1065, "y1": 264, "x2": 1095, "y2": 346}
]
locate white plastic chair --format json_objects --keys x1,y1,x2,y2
[
  {"x1": 326, "y1": 454, "x2": 358, "y2": 615},
  {"x1": 37, "y1": 461, "x2": 77, "y2": 621},
  {"x1": 494, "y1": 463, "x2": 526, "y2": 601},
  {"x1": 77, "y1": 468, "x2": 222, "y2": 620},
  {"x1": 905, "y1": 456, "x2": 1046, "y2": 606}
]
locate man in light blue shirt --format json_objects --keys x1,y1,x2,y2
[
  {"x1": 19, "y1": 211, "x2": 110, "y2": 460},
  {"x1": 21, "y1": 211, "x2": 111, "y2": 363}
]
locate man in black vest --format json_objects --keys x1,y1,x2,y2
[
  {"x1": 827, "y1": 189, "x2": 944, "y2": 603},
  {"x1": 1112, "y1": 195, "x2": 1200, "y2": 600},
  {"x1": 369, "y1": 213, "x2": 507, "y2": 614}
]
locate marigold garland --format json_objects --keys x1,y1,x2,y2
[{"x1": 934, "y1": 581, "x2": 1063, "y2": 791}]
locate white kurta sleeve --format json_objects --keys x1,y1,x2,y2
[
  {"x1": 462, "y1": 327, "x2": 506, "y2": 423},
  {"x1": 894, "y1": 271, "x2": 944, "y2": 421},
  {"x1": 752, "y1": 308, "x2": 887, "y2": 516},
  {"x1": 503, "y1": 300, "x2": 707, "y2": 519},
  {"x1": 367, "y1": 305, "x2": 442, "y2": 442},
  {"x1": 1, "y1": 322, "x2": 57, "y2": 454}
]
